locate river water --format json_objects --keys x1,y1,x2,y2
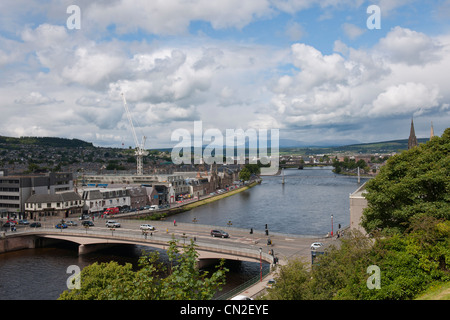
[
  {"x1": 0, "y1": 167, "x2": 366, "y2": 300},
  {"x1": 176, "y1": 166, "x2": 367, "y2": 235}
]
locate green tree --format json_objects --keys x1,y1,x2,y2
[
  {"x1": 59, "y1": 238, "x2": 228, "y2": 300},
  {"x1": 263, "y1": 258, "x2": 312, "y2": 300},
  {"x1": 239, "y1": 167, "x2": 251, "y2": 181},
  {"x1": 361, "y1": 128, "x2": 450, "y2": 234}
]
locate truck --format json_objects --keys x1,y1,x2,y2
[{"x1": 104, "y1": 207, "x2": 119, "y2": 215}]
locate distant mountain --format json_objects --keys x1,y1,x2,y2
[
  {"x1": 0, "y1": 136, "x2": 94, "y2": 148},
  {"x1": 279, "y1": 138, "x2": 362, "y2": 148},
  {"x1": 280, "y1": 138, "x2": 430, "y2": 155}
]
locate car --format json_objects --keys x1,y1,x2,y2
[
  {"x1": 210, "y1": 229, "x2": 229, "y2": 238},
  {"x1": 55, "y1": 223, "x2": 68, "y2": 229},
  {"x1": 266, "y1": 279, "x2": 276, "y2": 289},
  {"x1": 231, "y1": 295, "x2": 253, "y2": 300},
  {"x1": 19, "y1": 219, "x2": 30, "y2": 225},
  {"x1": 66, "y1": 221, "x2": 77, "y2": 226},
  {"x1": 79, "y1": 214, "x2": 90, "y2": 220},
  {"x1": 140, "y1": 224, "x2": 155, "y2": 231},
  {"x1": 2, "y1": 222, "x2": 15, "y2": 228},
  {"x1": 106, "y1": 220, "x2": 121, "y2": 228},
  {"x1": 311, "y1": 242, "x2": 324, "y2": 250},
  {"x1": 30, "y1": 222, "x2": 41, "y2": 228},
  {"x1": 81, "y1": 220, "x2": 94, "y2": 227}
]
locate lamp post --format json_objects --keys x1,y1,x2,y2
[
  {"x1": 259, "y1": 247, "x2": 262, "y2": 282},
  {"x1": 331, "y1": 214, "x2": 334, "y2": 236}
]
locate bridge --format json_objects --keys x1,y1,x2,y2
[
  {"x1": 1, "y1": 219, "x2": 332, "y2": 298},
  {"x1": 1, "y1": 225, "x2": 278, "y2": 268}
]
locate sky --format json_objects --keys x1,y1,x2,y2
[{"x1": 0, "y1": 0, "x2": 449, "y2": 149}]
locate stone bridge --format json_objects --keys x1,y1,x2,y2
[{"x1": 1, "y1": 228, "x2": 274, "y2": 269}]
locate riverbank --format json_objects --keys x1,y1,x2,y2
[{"x1": 137, "y1": 180, "x2": 261, "y2": 220}]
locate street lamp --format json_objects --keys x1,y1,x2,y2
[
  {"x1": 331, "y1": 214, "x2": 334, "y2": 236},
  {"x1": 259, "y1": 247, "x2": 262, "y2": 282}
]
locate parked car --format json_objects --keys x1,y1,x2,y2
[
  {"x1": 106, "y1": 220, "x2": 121, "y2": 228},
  {"x1": 30, "y1": 222, "x2": 41, "y2": 228},
  {"x1": 79, "y1": 214, "x2": 90, "y2": 220},
  {"x1": 82, "y1": 220, "x2": 94, "y2": 227},
  {"x1": 310, "y1": 242, "x2": 324, "y2": 250},
  {"x1": 19, "y1": 219, "x2": 30, "y2": 225},
  {"x1": 231, "y1": 295, "x2": 253, "y2": 300},
  {"x1": 55, "y1": 223, "x2": 68, "y2": 229},
  {"x1": 140, "y1": 224, "x2": 155, "y2": 231},
  {"x1": 2, "y1": 222, "x2": 15, "y2": 228},
  {"x1": 66, "y1": 221, "x2": 78, "y2": 226},
  {"x1": 266, "y1": 279, "x2": 276, "y2": 289},
  {"x1": 210, "y1": 229, "x2": 229, "y2": 238}
]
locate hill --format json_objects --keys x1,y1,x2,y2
[
  {"x1": 0, "y1": 136, "x2": 94, "y2": 148},
  {"x1": 279, "y1": 138, "x2": 429, "y2": 155}
]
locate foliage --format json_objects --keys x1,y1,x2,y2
[
  {"x1": 266, "y1": 218, "x2": 450, "y2": 300},
  {"x1": 239, "y1": 164, "x2": 260, "y2": 181},
  {"x1": 59, "y1": 238, "x2": 228, "y2": 300},
  {"x1": 332, "y1": 157, "x2": 368, "y2": 174},
  {"x1": 263, "y1": 258, "x2": 312, "y2": 300},
  {"x1": 361, "y1": 128, "x2": 450, "y2": 234}
]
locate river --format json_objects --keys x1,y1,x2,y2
[
  {"x1": 176, "y1": 166, "x2": 367, "y2": 235},
  {"x1": 0, "y1": 166, "x2": 366, "y2": 300}
]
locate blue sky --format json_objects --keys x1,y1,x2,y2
[{"x1": 0, "y1": 0, "x2": 449, "y2": 148}]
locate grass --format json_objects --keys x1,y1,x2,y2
[
  {"x1": 415, "y1": 282, "x2": 450, "y2": 300},
  {"x1": 181, "y1": 181, "x2": 259, "y2": 211}
]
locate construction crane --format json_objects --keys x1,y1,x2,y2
[{"x1": 121, "y1": 92, "x2": 149, "y2": 175}]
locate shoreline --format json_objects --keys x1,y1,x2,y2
[{"x1": 137, "y1": 180, "x2": 261, "y2": 220}]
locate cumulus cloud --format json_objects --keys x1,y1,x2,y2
[
  {"x1": 0, "y1": 1, "x2": 448, "y2": 147},
  {"x1": 15, "y1": 91, "x2": 62, "y2": 105},
  {"x1": 268, "y1": 26, "x2": 449, "y2": 137},
  {"x1": 377, "y1": 26, "x2": 443, "y2": 65}
]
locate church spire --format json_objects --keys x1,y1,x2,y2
[
  {"x1": 408, "y1": 117, "x2": 418, "y2": 149},
  {"x1": 430, "y1": 121, "x2": 434, "y2": 139}
]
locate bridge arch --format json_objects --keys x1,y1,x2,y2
[{"x1": 33, "y1": 231, "x2": 274, "y2": 267}]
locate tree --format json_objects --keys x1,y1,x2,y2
[
  {"x1": 263, "y1": 258, "x2": 312, "y2": 300},
  {"x1": 59, "y1": 238, "x2": 228, "y2": 300},
  {"x1": 239, "y1": 167, "x2": 251, "y2": 181},
  {"x1": 361, "y1": 128, "x2": 450, "y2": 234}
]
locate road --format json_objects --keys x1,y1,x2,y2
[{"x1": 8, "y1": 215, "x2": 334, "y2": 265}]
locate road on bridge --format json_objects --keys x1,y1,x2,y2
[{"x1": 12, "y1": 216, "x2": 334, "y2": 265}]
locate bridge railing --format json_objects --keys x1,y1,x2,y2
[{"x1": 8, "y1": 227, "x2": 275, "y2": 264}]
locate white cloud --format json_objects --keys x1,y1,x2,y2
[
  {"x1": 341, "y1": 23, "x2": 365, "y2": 40},
  {"x1": 377, "y1": 26, "x2": 443, "y2": 65},
  {"x1": 15, "y1": 91, "x2": 62, "y2": 105}
]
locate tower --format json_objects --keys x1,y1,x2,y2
[
  {"x1": 430, "y1": 121, "x2": 434, "y2": 139},
  {"x1": 408, "y1": 118, "x2": 418, "y2": 150}
]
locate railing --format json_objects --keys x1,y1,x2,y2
[
  {"x1": 6, "y1": 227, "x2": 275, "y2": 264},
  {"x1": 214, "y1": 267, "x2": 271, "y2": 300}
]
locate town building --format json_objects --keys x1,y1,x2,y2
[
  {"x1": 0, "y1": 172, "x2": 74, "y2": 219},
  {"x1": 24, "y1": 191, "x2": 83, "y2": 219},
  {"x1": 349, "y1": 182, "x2": 368, "y2": 235}
]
